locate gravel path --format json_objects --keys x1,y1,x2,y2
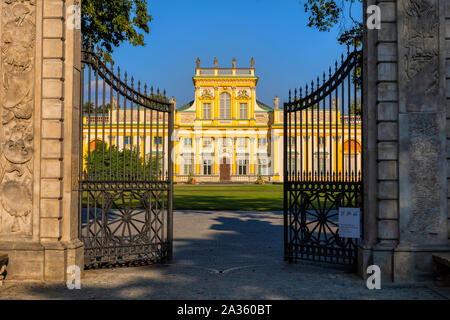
[{"x1": 0, "y1": 211, "x2": 447, "y2": 300}]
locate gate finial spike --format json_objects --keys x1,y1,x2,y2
[
  {"x1": 117, "y1": 66, "x2": 121, "y2": 79},
  {"x1": 335, "y1": 60, "x2": 338, "y2": 71},
  {"x1": 294, "y1": 88, "x2": 297, "y2": 100},
  {"x1": 151, "y1": 86, "x2": 154, "y2": 95},
  {"x1": 329, "y1": 67, "x2": 332, "y2": 78},
  {"x1": 137, "y1": 80, "x2": 141, "y2": 93},
  {"x1": 288, "y1": 90, "x2": 291, "y2": 102},
  {"x1": 131, "y1": 76, "x2": 134, "y2": 88},
  {"x1": 299, "y1": 87, "x2": 302, "y2": 98},
  {"x1": 144, "y1": 84, "x2": 148, "y2": 96},
  {"x1": 323, "y1": 72, "x2": 326, "y2": 84},
  {"x1": 305, "y1": 83, "x2": 308, "y2": 95}
]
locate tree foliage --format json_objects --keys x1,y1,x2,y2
[
  {"x1": 82, "y1": 0, "x2": 152, "y2": 57},
  {"x1": 85, "y1": 141, "x2": 162, "y2": 179},
  {"x1": 83, "y1": 102, "x2": 112, "y2": 114},
  {"x1": 302, "y1": 0, "x2": 362, "y2": 47}
]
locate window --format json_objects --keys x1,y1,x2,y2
[
  {"x1": 319, "y1": 157, "x2": 326, "y2": 174},
  {"x1": 258, "y1": 138, "x2": 267, "y2": 147},
  {"x1": 184, "y1": 137, "x2": 192, "y2": 147},
  {"x1": 288, "y1": 137, "x2": 296, "y2": 146},
  {"x1": 203, "y1": 103, "x2": 211, "y2": 120},
  {"x1": 203, "y1": 137, "x2": 212, "y2": 148},
  {"x1": 184, "y1": 158, "x2": 194, "y2": 175},
  {"x1": 344, "y1": 154, "x2": 357, "y2": 175},
  {"x1": 125, "y1": 136, "x2": 131, "y2": 145},
  {"x1": 258, "y1": 159, "x2": 268, "y2": 175},
  {"x1": 289, "y1": 159, "x2": 296, "y2": 175},
  {"x1": 318, "y1": 136, "x2": 326, "y2": 146},
  {"x1": 203, "y1": 159, "x2": 213, "y2": 175},
  {"x1": 238, "y1": 138, "x2": 246, "y2": 148},
  {"x1": 154, "y1": 137, "x2": 163, "y2": 146},
  {"x1": 239, "y1": 103, "x2": 247, "y2": 119},
  {"x1": 314, "y1": 155, "x2": 328, "y2": 175},
  {"x1": 238, "y1": 159, "x2": 248, "y2": 175},
  {"x1": 220, "y1": 92, "x2": 231, "y2": 119}
]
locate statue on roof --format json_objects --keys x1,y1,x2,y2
[
  {"x1": 214, "y1": 57, "x2": 218, "y2": 68},
  {"x1": 232, "y1": 58, "x2": 236, "y2": 69},
  {"x1": 251, "y1": 57, "x2": 255, "y2": 68},
  {"x1": 196, "y1": 57, "x2": 200, "y2": 68}
]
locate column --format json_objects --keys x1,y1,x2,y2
[
  {"x1": 361, "y1": 0, "x2": 450, "y2": 282},
  {"x1": 0, "y1": 0, "x2": 83, "y2": 281},
  {"x1": 249, "y1": 137, "x2": 255, "y2": 174}
]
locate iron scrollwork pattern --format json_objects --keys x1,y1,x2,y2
[
  {"x1": 80, "y1": 46, "x2": 174, "y2": 268},
  {"x1": 284, "y1": 47, "x2": 363, "y2": 266}
]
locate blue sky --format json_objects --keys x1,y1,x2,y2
[{"x1": 112, "y1": 0, "x2": 362, "y2": 108}]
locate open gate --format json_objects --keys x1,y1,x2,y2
[
  {"x1": 283, "y1": 47, "x2": 363, "y2": 266},
  {"x1": 79, "y1": 46, "x2": 174, "y2": 268}
]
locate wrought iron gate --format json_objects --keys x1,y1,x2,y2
[
  {"x1": 283, "y1": 47, "x2": 363, "y2": 266},
  {"x1": 79, "y1": 46, "x2": 174, "y2": 268}
]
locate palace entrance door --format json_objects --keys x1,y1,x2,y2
[{"x1": 220, "y1": 157, "x2": 231, "y2": 182}]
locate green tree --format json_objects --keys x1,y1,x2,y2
[
  {"x1": 350, "y1": 102, "x2": 361, "y2": 116},
  {"x1": 82, "y1": 0, "x2": 152, "y2": 57},
  {"x1": 85, "y1": 141, "x2": 162, "y2": 179},
  {"x1": 302, "y1": 0, "x2": 363, "y2": 47},
  {"x1": 83, "y1": 102, "x2": 112, "y2": 114}
]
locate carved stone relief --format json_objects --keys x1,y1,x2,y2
[
  {"x1": 0, "y1": 0, "x2": 35, "y2": 234},
  {"x1": 405, "y1": 114, "x2": 443, "y2": 241},
  {"x1": 400, "y1": 0, "x2": 440, "y2": 112}
]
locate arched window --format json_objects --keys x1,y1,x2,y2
[{"x1": 220, "y1": 92, "x2": 231, "y2": 119}]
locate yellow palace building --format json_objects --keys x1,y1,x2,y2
[{"x1": 82, "y1": 58, "x2": 362, "y2": 183}]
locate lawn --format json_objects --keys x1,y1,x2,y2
[{"x1": 173, "y1": 184, "x2": 283, "y2": 211}]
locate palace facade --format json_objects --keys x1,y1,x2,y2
[{"x1": 82, "y1": 58, "x2": 362, "y2": 183}]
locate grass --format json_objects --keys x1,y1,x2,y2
[
  {"x1": 174, "y1": 184, "x2": 283, "y2": 211},
  {"x1": 82, "y1": 184, "x2": 356, "y2": 212}
]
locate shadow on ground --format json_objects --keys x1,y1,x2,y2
[{"x1": 0, "y1": 211, "x2": 444, "y2": 300}]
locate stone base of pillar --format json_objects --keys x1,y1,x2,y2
[
  {"x1": 393, "y1": 244, "x2": 450, "y2": 283},
  {"x1": 0, "y1": 240, "x2": 83, "y2": 282},
  {"x1": 358, "y1": 241, "x2": 396, "y2": 283},
  {"x1": 359, "y1": 242, "x2": 450, "y2": 283},
  {"x1": 357, "y1": 243, "x2": 374, "y2": 280}
]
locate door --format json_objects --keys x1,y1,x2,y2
[{"x1": 220, "y1": 157, "x2": 231, "y2": 182}]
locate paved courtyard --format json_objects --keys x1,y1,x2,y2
[{"x1": 0, "y1": 211, "x2": 448, "y2": 300}]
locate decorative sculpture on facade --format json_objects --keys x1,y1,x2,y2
[{"x1": 0, "y1": 0, "x2": 35, "y2": 234}]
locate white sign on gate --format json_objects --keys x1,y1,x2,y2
[{"x1": 338, "y1": 207, "x2": 361, "y2": 239}]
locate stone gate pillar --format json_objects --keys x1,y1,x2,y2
[
  {"x1": 360, "y1": 0, "x2": 450, "y2": 282},
  {"x1": 0, "y1": 0, "x2": 83, "y2": 281}
]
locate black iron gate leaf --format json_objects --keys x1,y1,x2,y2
[
  {"x1": 284, "y1": 47, "x2": 363, "y2": 266},
  {"x1": 79, "y1": 45, "x2": 174, "y2": 268}
]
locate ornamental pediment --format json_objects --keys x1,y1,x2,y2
[
  {"x1": 236, "y1": 94, "x2": 250, "y2": 100},
  {"x1": 199, "y1": 89, "x2": 214, "y2": 100},
  {"x1": 236, "y1": 89, "x2": 250, "y2": 100},
  {"x1": 199, "y1": 94, "x2": 214, "y2": 100}
]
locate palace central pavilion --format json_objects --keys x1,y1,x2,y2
[{"x1": 82, "y1": 58, "x2": 362, "y2": 183}]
